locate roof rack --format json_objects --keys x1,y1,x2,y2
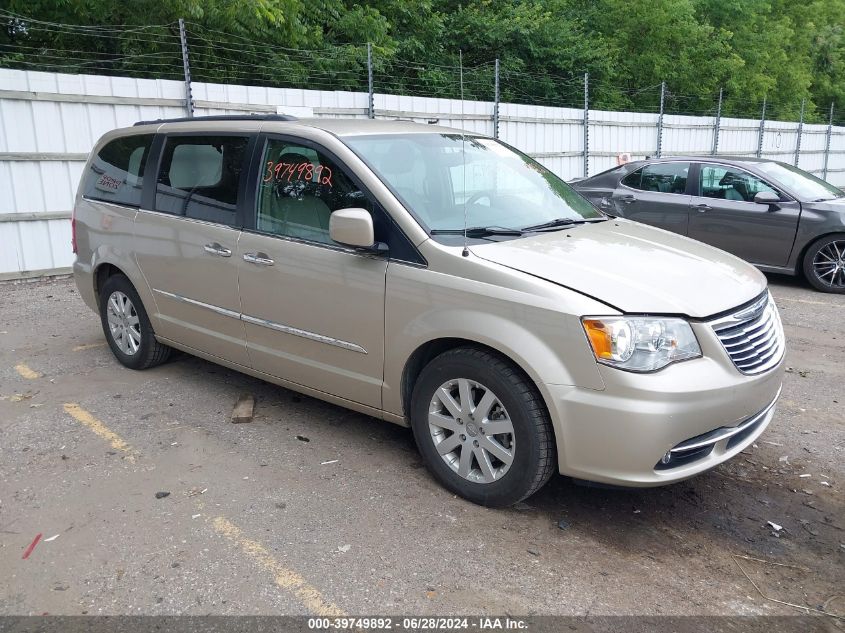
[{"x1": 134, "y1": 114, "x2": 298, "y2": 127}]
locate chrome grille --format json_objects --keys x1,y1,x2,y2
[{"x1": 709, "y1": 292, "x2": 785, "y2": 375}]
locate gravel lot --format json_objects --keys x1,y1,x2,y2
[{"x1": 1, "y1": 274, "x2": 843, "y2": 618}]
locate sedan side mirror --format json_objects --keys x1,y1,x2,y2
[
  {"x1": 330, "y1": 208, "x2": 386, "y2": 253},
  {"x1": 754, "y1": 191, "x2": 780, "y2": 208}
]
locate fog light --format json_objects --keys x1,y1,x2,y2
[{"x1": 660, "y1": 451, "x2": 672, "y2": 465}]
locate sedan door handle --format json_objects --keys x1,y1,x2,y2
[
  {"x1": 695, "y1": 203, "x2": 712, "y2": 212},
  {"x1": 243, "y1": 252, "x2": 274, "y2": 266},
  {"x1": 621, "y1": 194, "x2": 637, "y2": 204},
  {"x1": 203, "y1": 242, "x2": 232, "y2": 257}
]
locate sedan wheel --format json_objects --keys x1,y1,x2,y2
[
  {"x1": 804, "y1": 234, "x2": 845, "y2": 293},
  {"x1": 811, "y1": 239, "x2": 845, "y2": 289}
]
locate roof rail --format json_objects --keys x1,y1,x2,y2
[{"x1": 134, "y1": 114, "x2": 298, "y2": 127}]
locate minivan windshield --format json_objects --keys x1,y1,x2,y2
[
  {"x1": 755, "y1": 161, "x2": 844, "y2": 202},
  {"x1": 345, "y1": 133, "x2": 603, "y2": 235}
]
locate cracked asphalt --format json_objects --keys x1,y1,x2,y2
[{"x1": 0, "y1": 274, "x2": 843, "y2": 618}]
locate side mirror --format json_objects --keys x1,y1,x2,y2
[
  {"x1": 330, "y1": 208, "x2": 379, "y2": 250},
  {"x1": 754, "y1": 191, "x2": 780, "y2": 208}
]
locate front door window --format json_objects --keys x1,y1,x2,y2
[
  {"x1": 699, "y1": 165, "x2": 779, "y2": 202},
  {"x1": 257, "y1": 140, "x2": 373, "y2": 244}
]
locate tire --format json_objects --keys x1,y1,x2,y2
[
  {"x1": 99, "y1": 274, "x2": 172, "y2": 369},
  {"x1": 802, "y1": 233, "x2": 845, "y2": 293},
  {"x1": 409, "y1": 346, "x2": 556, "y2": 507}
]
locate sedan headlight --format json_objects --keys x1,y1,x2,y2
[{"x1": 581, "y1": 316, "x2": 701, "y2": 372}]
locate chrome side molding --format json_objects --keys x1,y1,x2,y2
[
  {"x1": 240, "y1": 314, "x2": 367, "y2": 354},
  {"x1": 152, "y1": 288, "x2": 367, "y2": 354},
  {"x1": 153, "y1": 288, "x2": 241, "y2": 319}
]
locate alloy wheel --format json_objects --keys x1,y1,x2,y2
[
  {"x1": 428, "y1": 378, "x2": 515, "y2": 484},
  {"x1": 812, "y1": 239, "x2": 845, "y2": 289},
  {"x1": 106, "y1": 290, "x2": 141, "y2": 356}
]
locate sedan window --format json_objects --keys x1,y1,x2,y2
[
  {"x1": 700, "y1": 165, "x2": 778, "y2": 203},
  {"x1": 754, "y1": 161, "x2": 843, "y2": 202},
  {"x1": 621, "y1": 162, "x2": 690, "y2": 194}
]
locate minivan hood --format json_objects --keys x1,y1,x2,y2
[{"x1": 470, "y1": 219, "x2": 767, "y2": 318}]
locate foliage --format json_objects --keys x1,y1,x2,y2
[{"x1": 1, "y1": 0, "x2": 843, "y2": 121}]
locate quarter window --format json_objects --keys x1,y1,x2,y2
[
  {"x1": 621, "y1": 163, "x2": 690, "y2": 194},
  {"x1": 257, "y1": 139, "x2": 373, "y2": 245},
  {"x1": 154, "y1": 135, "x2": 249, "y2": 225},
  {"x1": 700, "y1": 165, "x2": 778, "y2": 202},
  {"x1": 82, "y1": 134, "x2": 153, "y2": 207}
]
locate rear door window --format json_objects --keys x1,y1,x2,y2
[
  {"x1": 82, "y1": 134, "x2": 154, "y2": 208},
  {"x1": 621, "y1": 162, "x2": 690, "y2": 194},
  {"x1": 154, "y1": 135, "x2": 250, "y2": 225}
]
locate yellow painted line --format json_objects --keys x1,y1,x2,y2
[
  {"x1": 15, "y1": 364, "x2": 42, "y2": 379},
  {"x1": 73, "y1": 342, "x2": 107, "y2": 352},
  {"x1": 211, "y1": 516, "x2": 345, "y2": 617},
  {"x1": 63, "y1": 403, "x2": 135, "y2": 461},
  {"x1": 772, "y1": 295, "x2": 841, "y2": 307}
]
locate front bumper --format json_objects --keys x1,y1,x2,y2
[{"x1": 546, "y1": 321, "x2": 785, "y2": 486}]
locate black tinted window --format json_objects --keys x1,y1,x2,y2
[
  {"x1": 155, "y1": 135, "x2": 249, "y2": 225},
  {"x1": 82, "y1": 134, "x2": 153, "y2": 207},
  {"x1": 621, "y1": 162, "x2": 690, "y2": 194}
]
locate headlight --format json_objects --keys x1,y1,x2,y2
[{"x1": 581, "y1": 316, "x2": 701, "y2": 372}]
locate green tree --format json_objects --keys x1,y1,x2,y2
[
  {"x1": 2, "y1": 0, "x2": 845, "y2": 119},
  {"x1": 432, "y1": 0, "x2": 617, "y2": 105},
  {"x1": 695, "y1": 0, "x2": 813, "y2": 119}
]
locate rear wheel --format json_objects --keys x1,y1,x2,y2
[
  {"x1": 803, "y1": 234, "x2": 845, "y2": 293},
  {"x1": 410, "y1": 347, "x2": 556, "y2": 507},
  {"x1": 99, "y1": 274, "x2": 172, "y2": 369}
]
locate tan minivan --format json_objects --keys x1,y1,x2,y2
[{"x1": 72, "y1": 115, "x2": 785, "y2": 506}]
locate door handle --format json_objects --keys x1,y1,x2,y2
[
  {"x1": 243, "y1": 252, "x2": 274, "y2": 266},
  {"x1": 695, "y1": 203, "x2": 712, "y2": 212},
  {"x1": 203, "y1": 242, "x2": 232, "y2": 257},
  {"x1": 621, "y1": 195, "x2": 637, "y2": 204}
]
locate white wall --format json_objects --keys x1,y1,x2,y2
[{"x1": 2, "y1": 68, "x2": 844, "y2": 280}]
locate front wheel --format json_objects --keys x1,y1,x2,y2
[
  {"x1": 803, "y1": 234, "x2": 845, "y2": 293},
  {"x1": 99, "y1": 274, "x2": 172, "y2": 369},
  {"x1": 410, "y1": 347, "x2": 556, "y2": 507}
]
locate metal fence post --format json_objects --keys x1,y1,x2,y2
[
  {"x1": 756, "y1": 97, "x2": 767, "y2": 158},
  {"x1": 823, "y1": 102, "x2": 834, "y2": 180},
  {"x1": 711, "y1": 87, "x2": 722, "y2": 156},
  {"x1": 178, "y1": 18, "x2": 194, "y2": 117},
  {"x1": 794, "y1": 98, "x2": 805, "y2": 166},
  {"x1": 583, "y1": 72, "x2": 589, "y2": 177},
  {"x1": 656, "y1": 81, "x2": 665, "y2": 158},
  {"x1": 493, "y1": 58, "x2": 500, "y2": 139},
  {"x1": 367, "y1": 42, "x2": 374, "y2": 119}
]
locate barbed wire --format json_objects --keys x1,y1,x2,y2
[{"x1": 0, "y1": 8, "x2": 838, "y2": 125}]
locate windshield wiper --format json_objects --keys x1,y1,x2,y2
[
  {"x1": 522, "y1": 217, "x2": 608, "y2": 232},
  {"x1": 430, "y1": 226, "x2": 524, "y2": 237}
]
